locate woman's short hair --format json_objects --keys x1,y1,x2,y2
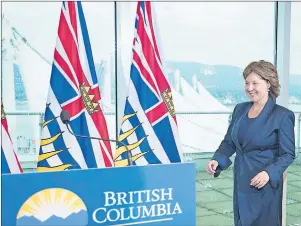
[{"x1": 243, "y1": 60, "x2": 280, "y2": 99}]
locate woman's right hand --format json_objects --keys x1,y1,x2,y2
[{"x1": 206, "y1": 160, "x2": 219, "y2": 175}]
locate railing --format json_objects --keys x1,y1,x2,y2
[
  {"x1": 176, "y1": 111, "x2": 301, "y2": 155},
  {"x1": 5, "y1": 110, "x2": 301, "y2": 158}
]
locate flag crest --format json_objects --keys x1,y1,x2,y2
[
  {"x1": 114, "y1": 1, "x2": 183, "y2": 167},
  {"x1": 37, "y1": 2, "x2": 113, "y2": 172}
]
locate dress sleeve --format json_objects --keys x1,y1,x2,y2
[{"x1": 265, "y1": 111, "x2": 295, "y2": 189}]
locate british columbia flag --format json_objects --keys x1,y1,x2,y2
[
  {"x1": 114, "y1": 2, "x2": 183, "y2": 167},
  {"x1": 37, "y1": 2, "x2": 113, "y2": 172},
  {"x1": 1, "y1": 103, "x2": 23, "y2": 174}
]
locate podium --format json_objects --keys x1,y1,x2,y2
[{"x1": 3, "y1": 163, "x2": 196, "y2": 226}]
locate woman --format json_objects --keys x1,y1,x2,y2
[{"x1": 206, "y1": 60, "x2": 295, "y2": 226}]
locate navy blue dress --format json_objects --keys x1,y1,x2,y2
[
  {"x1": 238, "y1": 116, "x2": 257, "y2": 146},
  {"x1": 212, "y1": 96, "x2": 295, "y2": 226}
]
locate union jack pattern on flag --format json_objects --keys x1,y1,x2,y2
[
  {"x1": 37, "y1": 1, "x2": 113, "y2": 172},
  {"x1": 1, "y1": 103, "x2": 23, "y2": 174},
  {"x1": 114, "y1": 2, "x2": 183, "y2": 167}
]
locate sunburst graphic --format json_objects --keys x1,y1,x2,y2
[{"x1": 16, "y1": 188, "x2": 88, "y2": 226}]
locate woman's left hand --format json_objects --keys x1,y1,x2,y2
[{"x1": 250, "y1": 171, "x2": 270, "y2": 189}]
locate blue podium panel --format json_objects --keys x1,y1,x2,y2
[{"x1": 3, "y1": 163, "x2": 196, "y2": 226}]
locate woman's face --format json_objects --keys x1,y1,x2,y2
[{"x1": 245, "y1": 72, "x2": 270, "y2": 103}]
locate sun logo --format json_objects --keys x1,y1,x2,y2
[
  {"x1": 114, "y1": 111, "x2": 151, "y2": 167},
  {"x1": 16, "y1": 188, "x2": 88, "y2": 226}
]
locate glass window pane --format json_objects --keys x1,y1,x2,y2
[
  {"x1": 1, "y1": 2, "x2": 116, "y2": 169},
  {"x1": 116, "y1": 2, "x2": 275, "y2": 225},
  {"x1": 287, "y1": 2, "x2": 301, "y2": 226},
  {"x1": 153, "y1": 2, "x2": 275, "y2": 225}
]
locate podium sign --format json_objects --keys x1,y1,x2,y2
[{"x1": 3, "y1": 163, "x2": 196, "y2": 226}]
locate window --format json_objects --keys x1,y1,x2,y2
[
  {"x1": 116, "y1": 2, "x2": 275, "y2": 225},
  {"x1": 287, "y1": 2, "x2": 301, "y2": 225},
  {"x1": 1, "y1": 2, "x2": 116, "y2": 168},
  {"x1": 153, "y1": 2, "x2": 275, "y2": 225}
]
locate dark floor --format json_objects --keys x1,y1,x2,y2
[{"x1": 192, "y1": 157, "x2": 301, "y2": 226}]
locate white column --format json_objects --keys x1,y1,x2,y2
[
  {"x1": 275, "y1": 2, "x2": 291, "y2": 226},
  {"x1": 276, "y1": 2, "x2": 291, "y2": 107}
]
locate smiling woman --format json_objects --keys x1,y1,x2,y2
[
  {"x1": 243, "y1": 60, "x2": 279, "y2": 105},
  {"x1": 207, "y1": 60, "x2": 295, "y2": 226}
]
